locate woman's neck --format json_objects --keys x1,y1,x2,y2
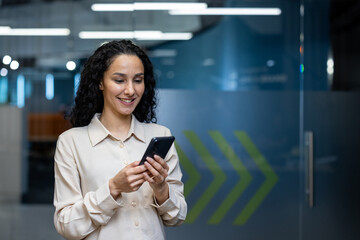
[{"x1": 99, "y1": 110, "x2": 132, "y2": 140}]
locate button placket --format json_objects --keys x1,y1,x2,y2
[
  {"x1": 122, "y1": 142, "x2": 132, "y2": 165},
  {"x1": 118, "y1": 141, "x2": 128, "y2": 165},
  {"x1": 131, "y1": 198, "x2": 140, "y2": 228}
]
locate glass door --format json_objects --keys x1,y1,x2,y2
[
  {"x1": 301, "y1": 0, "x2": 360, "y2": 239},
  {"x1": 143, "y1": 1, "x2": 304, "y2": 239}
]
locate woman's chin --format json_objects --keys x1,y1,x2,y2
[{"x1": 117, "y1": 109, "x2": 134, "y2": 117}]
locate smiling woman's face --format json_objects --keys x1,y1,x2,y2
[{"x1": 100, "y1": 54, "x2": 145, "y2": 119}]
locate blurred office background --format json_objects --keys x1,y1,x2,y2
[{"x1": 0, "y1": 0, "x2": 359, "y2": 239}]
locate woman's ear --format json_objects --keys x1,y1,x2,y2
[{"x1": 99, "y1": 81, "x2": 104, "y2": 91}]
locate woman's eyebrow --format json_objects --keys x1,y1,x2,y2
[
  {"x1": 112, "y1": 72, "x2": 126, "y2": 77},
  {"x1": 111, "y1": 73, "x2": 144, "y2": 77}
]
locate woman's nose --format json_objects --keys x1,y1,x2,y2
[{"x1": 124, "y1": 82, "x2": 135, "y2": 95}]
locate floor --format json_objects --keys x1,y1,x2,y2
[{"x1": 0, "y1": 203, "x2": 64, "y2": 240}]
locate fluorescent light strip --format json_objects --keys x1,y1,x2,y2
[
  {"x1": 134, "y1": 31, "x2": 163, "y2": 39},
  {"x1": 79, "y1": 31, "x2": 192, "y2": 40},
  {"x1": 0, "y1": 28, "x2": 70, "y2": 36},
  {"x1": 170, "y1": 8, "x2": 282, "y2": 15},
  {"x1": 155, "y1": 33, "x2": 192, "y2": 40},
  {"x1": 91, "y1": 4, "x2": 134, "y2": 11},
  {"x1": 79, "y1": 31, "x2": 134, "y2": 39},
  {"x1": 0, "y1": 26, "x2": 11, "y2": 31},
  {"x1": 91, "y1": 2, "x2": 207, "y2": 11},
  {"x1": 134, "y1": 2, "x2": 207, "y2": 10}
]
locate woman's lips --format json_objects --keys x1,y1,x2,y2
[{"x1": 118, "y1": 98, "x2": 135, "y2": 105}]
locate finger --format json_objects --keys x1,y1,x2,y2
[
  {"x1": 134, "y1": 165, "x2": 147, "y2": 174},
  {"x1": 144, "y1": 161, "x2": 161, "y2": 179},
  {"x1": 129, "y1": 161, "x2": 141, "y2": 167},
  {"x1": 146, "y1": 157, "x2": 164, "y2": 172},
  {"x1": 128, "y1": 164, "x2": 147, "y2": 175},
  {"x1": 128, "y1": 172, "x2": 146, "y2": 183},
  {"x1": 146, "y1": 157, "x2": 168, "y2": 177},
  {"x1": 127, "y1": 161, "x2": 147, "y2": 171},
  {"x1": 143, "y1": 172, "x2": 155, "y2": 183},
  {"x1": 122, "y1": 161, "x2": 141, "y2": 174},
  {"x1": 145, "y1": 169, "x2": 153, "y2": 178},
  {"x1": 130, "y1": 178, "x2": 145, "y2": 190},
  {"x1": 153, "y1": 155, "x2": 169, "y2": 171}
]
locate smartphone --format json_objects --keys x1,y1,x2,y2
[{"x1": 139, "y1": 136, "x2": 175, "y2": 165}]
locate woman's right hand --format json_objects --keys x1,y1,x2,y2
[{"x1": 108, "y1": 161, "x2": 147, "y2": 199}]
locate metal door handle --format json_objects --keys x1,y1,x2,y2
[{"x1": 305, "y1": 131, "x2": 314, "y2": 208}]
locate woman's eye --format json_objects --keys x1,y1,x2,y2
[
  {"x1": 134, "y1": 79, "x2": 144, "y2": 83},
  {"x1": 115, "y1": 79, "x2": 125, "y2": 83}
]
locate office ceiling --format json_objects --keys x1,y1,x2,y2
[{"x1": 0, "y1": 0, "x2": 228, "y2": 71}]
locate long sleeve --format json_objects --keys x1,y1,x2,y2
[
  {"x1": 152, "y1": 130, "x2": 187, "y2": 226},
  {"x1": 53, "y1": 135, "x2": 122, "y2": 240}
]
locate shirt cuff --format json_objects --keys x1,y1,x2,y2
[
  {"x1": 95, "y1": 180, "x2": 123, "y2": 216},
  {"x1": 152, "y1": 184, "x2": 178, "y2": 216}
]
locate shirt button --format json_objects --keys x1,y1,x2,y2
[
  {"x1": 119, "y1": 143, "x2": 124, "y2": 148},
  {"x1": 135, "y1": 220, "x2": 139, "y2": 227},
  {"x1": 131, "y1": 201, "x2": 137, "y2": 207}
]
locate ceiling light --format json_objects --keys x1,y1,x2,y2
[
  {"x1": 2, "y1": 55, "x2": 12, "y2": 65},
  {"x1": 66, "y1": 61, "x2": 76, "y2": 71},
  {"x1": 79, "y1": 31, "x2": 192, "y2": 41},
  {"x1": 133, "y1": 2, "x2": 207, "y2": 10},
  {"x1": 169, "y1": 8, "x2": 282, "y2": 15},
  {"x1": 10, "y1": 60, "x2": 19, "y2": 70},
  {"x1": 156, "y1": 32, "x2": 192, "y2": 40},
  {"x1": 91, "y1": 3, "x2": 134, "y2": 11},
  {"x1": 327, "y1": 58, "x2": 334, "y2": 68},
  {"x1": 79, "y1": 31, "x2": 134, "y2": 39},
  {"x1": 0, "y1": 27, "x2": 70, "y2": 36},
  {"x1": 0, "y1": 68, "x2": 8, "y2": 77},
  {"x1": 0, "y1": 26, "x2": 11, "y2": 31},
  {"x1": 91, "y1": 2, "x2": 207, "y2": 11},
  {"x1": 134, "y1": 31, "x2": 163, "y2": 39}
]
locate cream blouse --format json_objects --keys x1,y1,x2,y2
[{"x1": 53, "y1": 114, "x2": 187, "y2": 240}]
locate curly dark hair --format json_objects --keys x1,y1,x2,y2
[{"x1": 68, "y1": 40, "x2": 157, "y2": 127}]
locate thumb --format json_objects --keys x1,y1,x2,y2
[{"x1": 130, "y1": 161, "x2": 141, "y2": 167}]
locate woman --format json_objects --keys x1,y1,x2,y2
[{"x1": 53, "y1": 40, "x2": 187, "y2": 240}]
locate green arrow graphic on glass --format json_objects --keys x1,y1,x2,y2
[
  {"x1": 175, "y1": 141, "x2": 201, "y2": 197},
  {"x1": 233, "y1": 131, "x2": 278, "y2": 225},
  {"x1": 183, "y1": 130, "x2": 226, "y2": 224},
  {"x1": 207, "y1": 131, "x2": 252, "y2": 224}
]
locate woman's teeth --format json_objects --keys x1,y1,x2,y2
[{"x1": 121, "y1": 99, "x2": 133, "y2": 103}]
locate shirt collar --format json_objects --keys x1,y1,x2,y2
[
  {"x1": 127, "y1": 114, "x2": 145, "y2": 143},
  {"x1": 88, "y1": 113, "x2": 145, "y2": 147}
]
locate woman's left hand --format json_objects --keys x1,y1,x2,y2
[{"x1": 143, "y1": 155, "x2": 169, "y2": 205}]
